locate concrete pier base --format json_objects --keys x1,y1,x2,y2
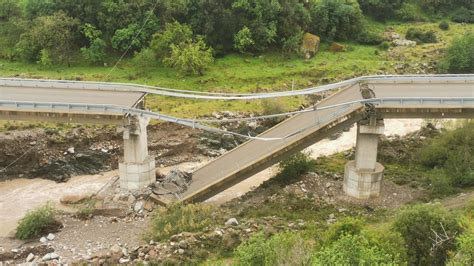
[
  {"x1": 119, "y1": 116, "x2": 156, "y2": 191},
  {"x1": 343, "y1": 121, "x2": 385, "y2": 199}
]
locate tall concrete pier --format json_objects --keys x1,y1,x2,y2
[
  {"x1": 343, "y1": 120, "x2": 385, "y2": 199},
  {"x1": 119, "y1": 116, "x2": 156, "y2": 191}
]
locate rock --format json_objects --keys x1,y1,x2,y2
[
  {"x1": 40, "y1": 237, "x2": 48, "y2": 243},
  {"x1": 393, "y1": 39, "x2": 416, "y2": 47},
  {"x1": 42, "y1": 252, "x2": 59, "y2": 261},
  {"x1": 301, "y1": 33, "x2": 320, "y2": 59},
  {"x1": 225, "y1": 218, "x2": 239, "y2": 226},
  {"x1": 178, "y1": 249, "x2": 185, "y2": 255},
  {"x1": 110, "y1": 244, "x2": 123, "y2": 256},
  {"x1": 143, "y1": 200, "x2": 155, "y2": 212},
  {"x1": 60, "y1": 194, "x2": 89, "y2": 204},
  {"x1": 329, "y1": 42, "x2": 345, "y2": 52},
  {"x1": 119, "y1": 258, "x2": 130, "y2": 263},
  {"x1": 325, "y1": 182, "x2": 332, "y2": 188},
  {"x1": 159, "y1": 169, "x2": 192, "y2": 193},
  {"x1": 178, "y1": 240, "x2": 188, "y2": 249},
  {"x1": 133, "y1": 201, "x2": 144, "y2": 213},
  {"x1": 26, "y1": 253, "x2": 35, "y2": 262},
  {"x1": 47, "y1": 233, "x2": 55, "y2": 241},
  {"x1": 67, "y1": 147, "x2": 75, "y2": 154}
]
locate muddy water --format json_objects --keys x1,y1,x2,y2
[
  {"x1": 0, "y1": 171, "x2": 117, "y2": 237},
  {"x1": 0, "y1": 119, "x2": 424, "y2": 237}
]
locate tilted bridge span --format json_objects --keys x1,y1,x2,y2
[{"x1": 1, "y1": 75, "x2": 473, "y2": 203}]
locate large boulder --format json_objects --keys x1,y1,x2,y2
[
  {"x1": 301, "y1": 33, "x2": 320, "y2": 59},
  {"x1": 329, "y1": 42, "x2": 345, "y2": 52}
]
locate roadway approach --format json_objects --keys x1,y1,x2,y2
[{"x1": 0, "y1": 75, "x2": 473, "y2": 203}]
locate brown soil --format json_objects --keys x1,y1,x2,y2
[{"x1": 0, "y1": 123, "x2": 202, "y2": 182}]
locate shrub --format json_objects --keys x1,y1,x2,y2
[
  {"x1": 405, "y1": 28, "x2": 437, "y2": 44},
  {"x1": 356, "y1": 30, "x2": 383, "y2": 45},
  {"x1": 419, "y1": 122, "x2": 474, "y2": 186},
  {"x1": 439, "y1": 33, "x2": 474, "y2": 73},
  {"x1": 234, "y1": 232, "x2": 312, "y2": 266},
  {"x1": 163, "y1": 38, "x2": 214, "y2": 76},
  {"x1": 324, "y1": 217, "x2": 363, "y2": 242},
  {"x1": 150, "y1": 21, "x2": 193, "y2": 59},
  {"x1": 310, "y1": 0, "x2": 364, "y2": 42},
  {"x1": 452, "y1": 7, "x2": 474, "y2": 23},
  {"x1": 449, "y1": 232, "x2": 474, "y2": 264},
  {"x1": 395, "y1": 3, "x2": 424, "y2": 22},
  {"x1": 378, "y1": 41, "x2": 391, "y2": 50},
  {"x1": 132, "y1": 48, "x2": 157, "y2": 68},
  {"x1": 439, "y1": 21, "x2": 450, "y2": 30},
  {"x1": 312, "y1": 233, "x2": 404, "y2": 265},
  {"x1": 273, "y1": 152, "x2": 315, "y2": 185},
  {"x1": 358, "y1": 0, "x2": 404, "y2": 21},
  {"x1": 393, "y1": 204, "x2": 461, "y2": 265},
  {"x1": 234, "y1": 26, "x2": 255, "y2": 54},
  {"x1": 16, "y1": 204, "x2": 61, "y2": 240},
  {"x1": 151, "y1": 203, "x2": 215, "y2": 241}
]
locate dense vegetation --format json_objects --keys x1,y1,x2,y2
[
  {"x1": 0, "y1": 0, "x2": 472, "y2": 75},
  {"x1": 15, "y1": 203, "x2": 61, "y2": 240}
]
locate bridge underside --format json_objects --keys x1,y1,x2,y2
[{"x1": 0, "y1": 110, "x2": 125, "y2": 125}]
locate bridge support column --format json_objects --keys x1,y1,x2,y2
[
  {"x1": 119, "y1": 116, "x2": 156, "y2": 191},
  {"x1": 343, "y1": 121, "x2": 385, "y2": 199}
]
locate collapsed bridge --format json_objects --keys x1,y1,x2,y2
[{"x1": 1, "y1": 75, "x2": 473, "y2": 203}]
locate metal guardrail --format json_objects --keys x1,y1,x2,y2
[
  {"x1": 1, "y1": 74, "x2": 473, "y2": 100},
  {"x1": 1, "y1": 97, "x2": 473, "y2": 140}
]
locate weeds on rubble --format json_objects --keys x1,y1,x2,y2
[
  {"x1": 15, "y1": 203, "x2": 62, "y2": 240},
  {"x1": 150, "y1": 203, "x2": 216, "y2": 241},
  {"x1": 273, "y1": 152, "x2": 316, "y2": 186}
]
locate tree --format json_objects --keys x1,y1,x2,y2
[
  {"x1": 310, "y1": 0, "x2": 364, "y2": 42},
  {"x1": 234, "y1": 26, "x2": 255, "y2": 53},
  {"x1": 80, "y1": 24, "x2": 106, "y2": 64},
  {"x1": 0, "y1": 0, "x2": 21, "y2": 21},
  {"x1": 393, "y1": 204, "x2": 461, "y2": 265},
  {"x1": 150, "y1": 21, "x2": 193, "y2": 59},
  {"x1": 15, "y1": 12, "x2": 80, "y2": 65},
  {"x1": 439, "y1": 32, "x2": 474, "y2": 73},
  {"x1": 23, "y1": 0, "x2": 56, "y2": 19},
  {"x1": 358, "y1": 0, "x2": 404, "y2": 21},
  {"x1": 163, "y1": 38, "x2": 214, "y2": 75}
]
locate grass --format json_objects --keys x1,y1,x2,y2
[
  {"x1": 149, "y1": 203, "x2": 216, "y2": 242},
  {"x1": 15, "y1": 203, "x2": 62, "y2": 240}
]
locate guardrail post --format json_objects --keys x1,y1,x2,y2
[
  {"x1": 343, "y1": 119, "x2": 385, "y2": 199},
  {"x1": 119, "y1": 115, "x2": 156, "y2": 191}
]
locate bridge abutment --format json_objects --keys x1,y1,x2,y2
[
  {"x1": 119, "y1": 116, "x2": 156, "y2": 191},
  {"x1": 343, "y1": 120, "x2": 385, "y2": 199}
]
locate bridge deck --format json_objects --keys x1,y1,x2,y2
[{"x1": 177, "y1": 81, "x2": 473, "y2": 203}]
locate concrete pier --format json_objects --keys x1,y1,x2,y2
[
  {"x1": 343, "y1": 121, "x2": 385, "y2": 199},
  {"x1": 119, "y1": 116, "x2": 156, "y2": 191}
]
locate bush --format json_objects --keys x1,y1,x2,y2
[
  {"x1": 324, "y1": 217, "x2": 363, "y2": 243},
  {"x1": 452, "y1": 7, "x2": 474, "y2": 23},
  {"x1": 312, "y1": 233, "x2": 404, "y2": 265},
  {"x1": 449, "y1": 232, "x2": 474, "y2": 264},
  {"x1": 439, "y1": 33, "x2": 474, "y2": 73},
  {"x1": 358, "y1": 0, "x2": 404, "y2": 21},
  {"x1": 150, "y1": 21, "x2": 193, "y2": 59},
  {"x1": 151, "y1": 203, "x2": 215, "y2": 241},
  {"x1": 310, "y1": 0, "x2": 364, "y2": 42},
  {"x1": 393, "y1": 204, "x2": 461, "y2": 265},
  {"x1": 234, "y1": 26, "x2": 255, "y2": 54},
  {"x1": 395, "y1": 3, "x2": 424, "y2": 22},
  {"x1": 378, "y1": 41, "x2": 391, "y2": 50},
  {"x1": 234, "y1": 232, "x2": 312, "y2": 266},
  {"x1": 163, "y1": 38, "x2": 214, "y2": 76},
  {"x1": 16, "y1": 204, "x2": 61, "y2": 240},
  {"x1": 405, "y1": 28, "x2": 437, "y2": 44},
  {"x1": 356, "y1": 30, "x2": 383, "y2": 45},
  {"x1": 439, "y1": 21, "x2": 450, "y2": 30},
  {"x1": 273, "y1": 152, "x2": 315, "y2": 185},
  {"x1": 419, "y1": 122, "x2": 474, "y2": 186},
  {"x1": 132, "y1": 48, "x2": 157, "y2": 68}
]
